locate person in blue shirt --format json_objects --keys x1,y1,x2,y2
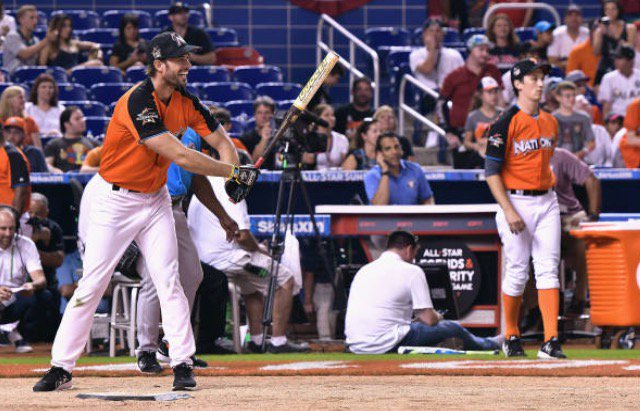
[
  {"x1": 135, "y1": 127, "x2": 239, "y2": 374},
  {"x1": 364, "y1": 133, "x2": 435, "y2": 205}
]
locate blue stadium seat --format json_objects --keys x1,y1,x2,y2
[
  {"x1": 224, "y1": 100, "x2": 254, "y2": 118},
  {"x1": 463, "y1": 27, "x2": 486, "y2": 42},
  {"x1": 443, "y1": 27, "x2": 462, "y2": 44},
  {"x1": 412, "y1": 27, "x2": 424, "y2": 46},
  {"x1": 37, "y1": 11, "x2": 48, "y2": 28},
  {"x1": 154, "y1": 10, "x2": 205, "y2": 29},
  {"x1": 34, "y1": 27, "x2": 47, "y2": 40},
  {"x1": 385, "y1": 47, "x2": 415, "y2": 72},
  {"x1": 442, "y1": 41, "x2": 466, "y2": 49},
  {"x1": 60, "y1": 101, "x2": 107, "y2": 117},
  {"x1": 229, "y1": 117, "x2": 246, "y2": 134},
  {"x1": 187, "y1": 66, "x2": 230, "y2": 83},
  {"x1": 12, "y1": 66, "x2": 67, "y2": 84},
  {"x1": 232, "y1": 65, "x2": 282, "y2": 88},
  {"x1": 102, "y1": 10, "x2": 153, "y2": 29},
  {"x1": 139, "y1": 28, "x2": 161, "y2": 41},
  {"x1": 80, "y1": 28, "x2": 118, "y2": 45},
  {"x1": 0, "y1": 82, "x2": 15, "y2": 96},
  {"x1": 205, "y1": 28, "x2": 239, "y2": 47},
  {"x1": 51, "y1": 10, "x2": 100, "y2": 30},
  {"x1": 70, "y1": 67, "x2": 124, "y2": 88},
  {"x1": 276, "y1": 100, "x2": 295, "y2": 111},
  {"x1": 90, "y1": 83, "x2": 134, "y2": 105},
  {"x1": 365, "y1": 27, "x2": 411, "y2": 50},
  {"x1": 125, "y1": 67, "x2": 147, "y2": 83},
  {"x1": 201, "y1": 82, "x2": 254, "y2": 102},
  {"x1": 390, "y1": 63, "x2": 421, "y2": 108},
  {"x1": 515, "y1": 27, "x2": 536, "y2": 42},
  {"x1": 84, "y1": 116, "x2": 111, "y2": 137},
  {"x1": 185, "y1": 84, "x2": 200, "y2": 97},
  {"x1": 0, "y1": 68, "x2": 9, "y2": 82},
  {"x1": 109, "y1": 101, "x2": 118, "y2": 114},
  {"x1": 255, "y1": 82, "x2": 302, "y2": 102},
  {"x1": 57, "y1": 83, "x2": 89, "y2": 101}
]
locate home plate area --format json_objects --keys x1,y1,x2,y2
[{"x1": 17, "y1": 358, "x2": 640, "y2": 378}]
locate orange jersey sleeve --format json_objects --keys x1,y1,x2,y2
[{"x1": 623, "y1": 99, "x2": 640, "y2": 132}]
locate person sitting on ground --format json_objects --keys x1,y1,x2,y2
[
  {"x1": 187, "y1": 176, "x2": 310, "y2": 354},
  {"x1": 301, "y1": 104, "x2": 349, "y2": 170},
  {"x1": 0, "y1": 207, "x2": 47, "y2": 353},
  {"x1": 334, "y1": 77, "x2": 375, "y2": 140},
  {"x1": 463, "y1": 77, "x2": 503, "y2": 169},
  {"x1": 373, "y1": 105, "x2": 415, "y2": 162},
  {"x1": 25, "y1": 74, "x2": 65, "y2": 138},
  {"x1": 3, "y1": 117, "x2": 48, "y2": 173},
  {"x1": 0, "y1": 86, "x2": 41, "y2": 149},
  {"x1": 345, "y1": 230, "x2": 503, "y2": 354},
  {"x1": 341, "y1": 118, "x2": 380, "y2": 171},
  {"x1": 110, "y1": 14, "x2": 148, "y2": 73},
  {"x1": 38, "y1": 14, "x2": 103, "y2": 74},
  {"x1": 44, "y1": 107, "x2": 96, "y2": 173},
  {"x1": 364, "y1": 134, "x2": 434, "y2": 206}
]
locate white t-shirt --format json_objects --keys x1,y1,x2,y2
[
  {"x1": 502, "y1": 70, "x2": 515, "y2": 106},
  {"x1": 547, "y1": 26, "x2": 589, "y2": 59},
  {"x1": 583, "y1": 124, "x2": 612, "y2": 167},
  {"x1": 0, "y1": 235, "x2": 42, "y2": 290},
  {"x1": 316, "y1": 131, "x2": 349, "y2": 170},
  {"x1": 0, "y1": 14, "x2": 16, "y2": 36},
  {"x1": 345, "y1": 251, "x2": 433, "y2": 354},
  {"x1": 187, "y1": 176, "x2": 250, "y2": 272},
  {"x1": 25, "y1": 102, "x2": 65, "y2": 137},
  {"x1": 598, "y1": 68, "x2": 640, "y2": 116},
  {"x1": 409, "y1": 47, "x2": 464, "y2": 90}
]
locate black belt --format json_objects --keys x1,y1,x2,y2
[
  {"x1": 112, "y1": 184, "x2": 140, "y2": 193},
  {"x1": 171, "y1": 195, "x2": 185, "y2": 206},
  {"x1": 508, "y1": 189, "x2": 551, "y2": 196}
]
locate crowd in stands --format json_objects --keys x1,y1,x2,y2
[{"x1": 1, "y1": 1, "x2": 640, "y2": 354}]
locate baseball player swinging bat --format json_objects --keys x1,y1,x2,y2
[{"x1": 225, "y1": 51, "x2": 340, "y2": 203}]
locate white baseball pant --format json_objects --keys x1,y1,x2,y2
[
  {"x1": 51, "y1": 174, "x2": 194, "y2": 371},
  {"x1": 496, "y1": 190, "x2": 561, "y2": 297},
  {"x1": 136, "y1": 202, "x2": 203, "y2": 353}
]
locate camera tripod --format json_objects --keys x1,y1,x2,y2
[{"x1": 259, "y1": 141, "x2": 335, "y2": 352}]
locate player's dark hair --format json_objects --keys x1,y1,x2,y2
[
  {"x1": 375, "y1": 132, "x2": 399, "y2": 152},
  {"x1": 330, "y1": 63, "x2": 345, "y2": 77},
  {"x1": 29, "y1": 73, "x2": 59, "y2": 106},
  {"x1": 118, "y1": 14, "x2": 140, "y2": 45},
  {"x1": 352, "y1": 117, "x2": 377, "y2": 150},
  {"x1": 60, "y1": 105, "x2": 80, "y2": 134},
  {"x1": 213, "y1": 107, "x2": 231, "y2": 125},
  {"x1": 386, "y1": 230, "x2": 418, "y2": 250}
]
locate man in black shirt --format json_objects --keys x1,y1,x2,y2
[
  {"x1": 308, "y1": 64, "x2": 344, "y2": 111},
  {"x1": 164, "y1": 2, "x2": 216, "y2": 66},
  {"x1": 334, "y1": 77, "x2": 375, "y2": 140},
  {"x1": 44, "y1": 107, "x2": 96, "y2": 173}
]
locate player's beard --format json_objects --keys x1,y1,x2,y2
[{"x1": 165, "y1": 69, "x2": 188, "y2": 89}]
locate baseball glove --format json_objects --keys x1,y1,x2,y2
[{"x1": 116, "y1": 241, "x2": 141, "y2": 279}]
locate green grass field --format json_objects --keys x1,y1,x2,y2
[{"x1": 0, "y1": 349, "x2": 638, "y2": 366}]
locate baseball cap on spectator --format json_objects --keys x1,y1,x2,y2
[
  {"x1": 565, "y1": 70, "x2": 590, "y2": 84},
  {"x1": 510, "y1": 58, "x2": 552, "y2": 89},
  {"x1": 4, "y1": 117, "x2": 25, "y2": 131},
  {"x1": 566, "y1": 4, "x2": 582, "y2": 16},
  {"x1": 467, "y1": 34, "x2": 492, "y2": 51},
  {"x1": 604, "y1": 113, "x2": 623, "y2": 124},
  {"x1": 534, "y1": 21, "x2": 555, "y2": 38},
  {"x1": 544, "y1": 77, "x2": 563, "y2": 93},
  {"x1": 613, "y1": 44, "x2": 635, "y2": 60},
  {"x1": 147, "y1": 32, "x2": 200, "y2": 61},
  {"x1": 169, "y1": 2, "x2": 190, "y2": 15},
  {"x1": 478, "y1": 76, "x2": 499, "y2": 91}
]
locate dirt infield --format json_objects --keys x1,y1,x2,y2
[{"x1": 3, "y1": 376, "x2": 640, "y2": 410}]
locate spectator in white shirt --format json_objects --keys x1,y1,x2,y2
[
  {"x1": 548, "y1": 5, "x2": 589, "y2": 70},
  {"x1": 410, "y1": 19, "x2": 464, "y2": 114},
  {"x1": 345, "y1": 230, "x2": 503, "y2": 354},
  {"x1": 301, "y1": 104, "x2": 349, "y2": 170},
  {"x1": 0, "y1": 3, "x2": 16, "y2": 46},
  {"x1": 0, "y1": 207, "x2": 46, "y2": 353},
  {"x1": 25, "y1": 74, "x2": 65, "y2": 138},
  {"x1": 598, "y1": 45, "x2": 640, "y2": 117}
]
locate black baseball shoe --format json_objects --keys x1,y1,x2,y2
[
  {"x1": 267, "y1": 341, "x2": 311, "y2": 354},
  {"x1": 246, "y1": 341, "x2": 264, "y2": 353},
  {"x1": 156, "y1": 339, "x2": 170, "y2": 363},
  {"x1": 191, "y1": 356, "x2": 208, "y2": 368},
  {"x1": 0, "y1": 330, "x2": 10, "y2": 346},
  {"x1": 502, "y1": 336, "x2": 526, "y2": 357},
  {"x1": 33, "y1": 367, "x2": 72, "y2": 392},
  {"x1": 137, "y1": 351, "x2": 163, "y2": 374},
  {"x1": 172, "y1": 363, "x2": 196, "y2": 391},
  {"x1": 537, "y1": 337, "x2": 566, "y2": 359}
]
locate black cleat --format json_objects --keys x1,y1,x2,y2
[
  {"x1": 33, "y1": 367, "x2": 72, "y2": 392},
  {"x1": 156, "y1": 339, "x2": 170, "y2": 363},
  {"x1": 172, "y1": 363, "x2": 196, "y2": 391},
  {"x1": 267, "y1": 341, "x2": 311, "y2": 354},
  {"x1": 191, "y1": 356, "x2": 208, "y2": 368},
  {"x1": 537, "y1": 337, "x2": 567, "y2": 359},
  {"x1": 246, "y1": 341, "x2": 264, "y2": 353},
  {"x1": 137, "y1": 351, "x2": 163, "y2": 374},
  {"x1": 502, "y1": 336, "x2": 526, "y2": 357}
]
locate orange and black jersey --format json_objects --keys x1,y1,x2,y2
[
  {"x1": 99, "y1": 78, "x2": 220, "y2": 193},
  {"x1": 485, "y1": 105, "x2": 558, "y2": 191},
  {"x1": 0, "y1": 143, "x2": 31, "y2": 212}
]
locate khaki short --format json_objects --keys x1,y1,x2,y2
[{"x1": 225, "y1": 251, "x2": 293, "y2": 296}]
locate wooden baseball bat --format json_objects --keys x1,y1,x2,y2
[{"x1": 254, "y1": 51, "x2": 340, "y2": 169}]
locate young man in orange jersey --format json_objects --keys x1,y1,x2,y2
[{"x1": 484, "y1": 58, "x2": 565, "y2": 359}]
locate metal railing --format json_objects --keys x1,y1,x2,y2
[
  {"x1": 398, "y1": 74, "x2": 446, "y2": 137},
  {"x1": 203, "y1": 3, "x2": 213, "y2": 29},
  {"x1": 483, "y1": 3, "x2": 561, "y2": 28},
  {"x1": 316, "y1": 13, "x2": 380, "y2": 107}
]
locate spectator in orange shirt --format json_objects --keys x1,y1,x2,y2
[
  {"x1": 0, "y1": 86, "x2": 41, "y2": 149},
  {"x1": 566, "y1": 20, "x2": 601, "y2": 89},
  {"x1": 620, "y1": 98, "x2": 640, "y2": 168}
]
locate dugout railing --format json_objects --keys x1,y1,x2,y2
[
  {"x1": 483, "y1": 2, "x2": 561, "y2": 29},
  {"x1": 398, "y1": 73, "x2": 446, "y2": 139}
]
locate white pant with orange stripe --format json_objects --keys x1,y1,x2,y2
[
  {"x1": 51, "y1": 174, "x2": 194, "y2": 371},
  {"x1": 496, "y1": 190, "x2": 561, "y2": 296}
]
